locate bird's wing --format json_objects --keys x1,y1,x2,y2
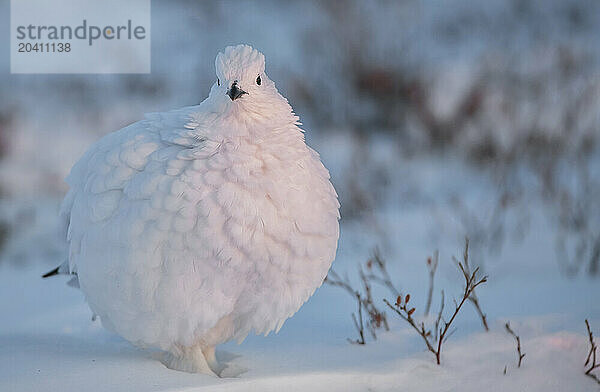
[
  {"x1": 60, "y1": 106, "x2": 204, "y2": 272},
  {"x1": 60, "y1": 105, "x2": 245, "y2": 347}
]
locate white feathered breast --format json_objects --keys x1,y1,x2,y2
[{"x1": 61, "y1": 101, "x2": 340, "y2": 352}]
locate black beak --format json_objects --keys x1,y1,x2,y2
[{"x1": 227, "y1": 82, "x2": 247, "y2": 101}]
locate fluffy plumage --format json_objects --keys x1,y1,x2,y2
[{"x1": 56, "y1": 44, "x2": 340, "y2": 375}]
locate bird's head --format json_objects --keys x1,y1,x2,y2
[
  {"x1": 215, "y1": 44, "x2": 265, "y2": 102},
  {"x1": 208, "y1": 45, "x2": 292, "y2": 120}
]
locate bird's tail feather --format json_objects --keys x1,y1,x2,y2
[
  {"x1": 42, "y1": 260, "x2": 72, "y2": 278},
  {"x1": 42, "y1": 260, "x2": 80, "y2": 288},
  {"x1": 42, "y1": 266, "x2": 60, "y2": 278}
]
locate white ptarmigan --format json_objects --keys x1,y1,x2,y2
[{"x1": 46, "y1": 44, "x2": 340, "y2": 376}]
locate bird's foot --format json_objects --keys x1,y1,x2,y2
[
  {"x1": 161, "y1": 345, "x2": 218, "y2": 376},
  {"x1": 201, "y1": 345, "x2": 225, "y2": 375}
]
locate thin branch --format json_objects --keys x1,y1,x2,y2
[
  {"x1": 424, "y1": 251, "x2": 439, "y2": 316},
  {"x1": 434, "y1": 290, "x2": 445, "y2": 342},
  {"x1": 453, "y1": 238, "x2": 489, "y2": 331},
  {"x1": 505, "y1": 322, "x2": 525, "y2": 368},
  {"x1": 325, "y1": 270, "x2": 357, "y2": 296},
  {"x1": 434, "y1": 262, "x2": 487, "y2": 364},
  {"x1": 325, "y1": 265, "x2": 389, "y2": 344},
  {"x1": 325, "y1": 270, "x2": 365, "y2": 344},
  {"x1": 585, "y1": 319, "x2": 600, "y2": 384},
  {"x1": 348, "y1": 293, "x2": 365, "y2": 345},
  {"x1": 384, "y1": 296, "x2": 437, "y2": 354},
  {"x1": 359, "y1": 267, "x2": 389, "y2": 336},
  {"x1": 364, "y1": 247, "x2": 401, "y2": 298},
  {"x1": 385, "y1": 260, "x2": 487, "y2": 365}
]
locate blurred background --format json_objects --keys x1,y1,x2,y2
[{"x1": 0, "y1": 0, "x2": 599, "y2": 280}]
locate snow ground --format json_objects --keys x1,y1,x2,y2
[{"x1": 1, "y1": 259, "x2": 598, "y2": 392}]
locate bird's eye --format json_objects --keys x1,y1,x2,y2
[
  {"x1": 256, "y1": 75, "x2": 261, "y2": 85},
  {"x1": 217, "y1": 78, "x2": 220, "y2": 86}
]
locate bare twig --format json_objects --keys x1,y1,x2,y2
[
  {"x1": 325, "y1": 269, "x2": 355, "y2": 296},
  {"x1": 434, "y1": 290, "x2": 445, "y2": 342},
  {"x1": 384, "y1": 295, "x2": 437, "y2": 355},
  {"x1": 385, "y1": 260, "x2": 487, "y2": 365},
  {"x1": 585, "y1": 319, "x2": 600, "y2": 384},
  {"x1": 325, "y1": 270, "x2": 365, "y2": 344},
  {"x1": 349, "y1": 293, "x2": 365, "y2": 345},
  {"x1": 453, "y1": 238, "x2": 489, "y2": 331},
  {"x1": 325, "y1": 266, "x2": 389, "y2": 344},
  {"x1": 359, "y1": 267, "x2": 390, "y2": 336},
  {"x1": 424, "y1": 251, "x2": 439, "y2": 316},
  {"x1": 364, "y1": 247, "x2": 401, "y2": 298},
  {"x1": 505, "y1": 322, "x2": 525, "y2": 368}
]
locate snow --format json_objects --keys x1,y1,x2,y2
[
  {"x1": 1, "y1": 263, "x2": 598, "y2": 391},
  {"x1": 1, "y1": 0, "x2": 600, "y2": 389}
]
